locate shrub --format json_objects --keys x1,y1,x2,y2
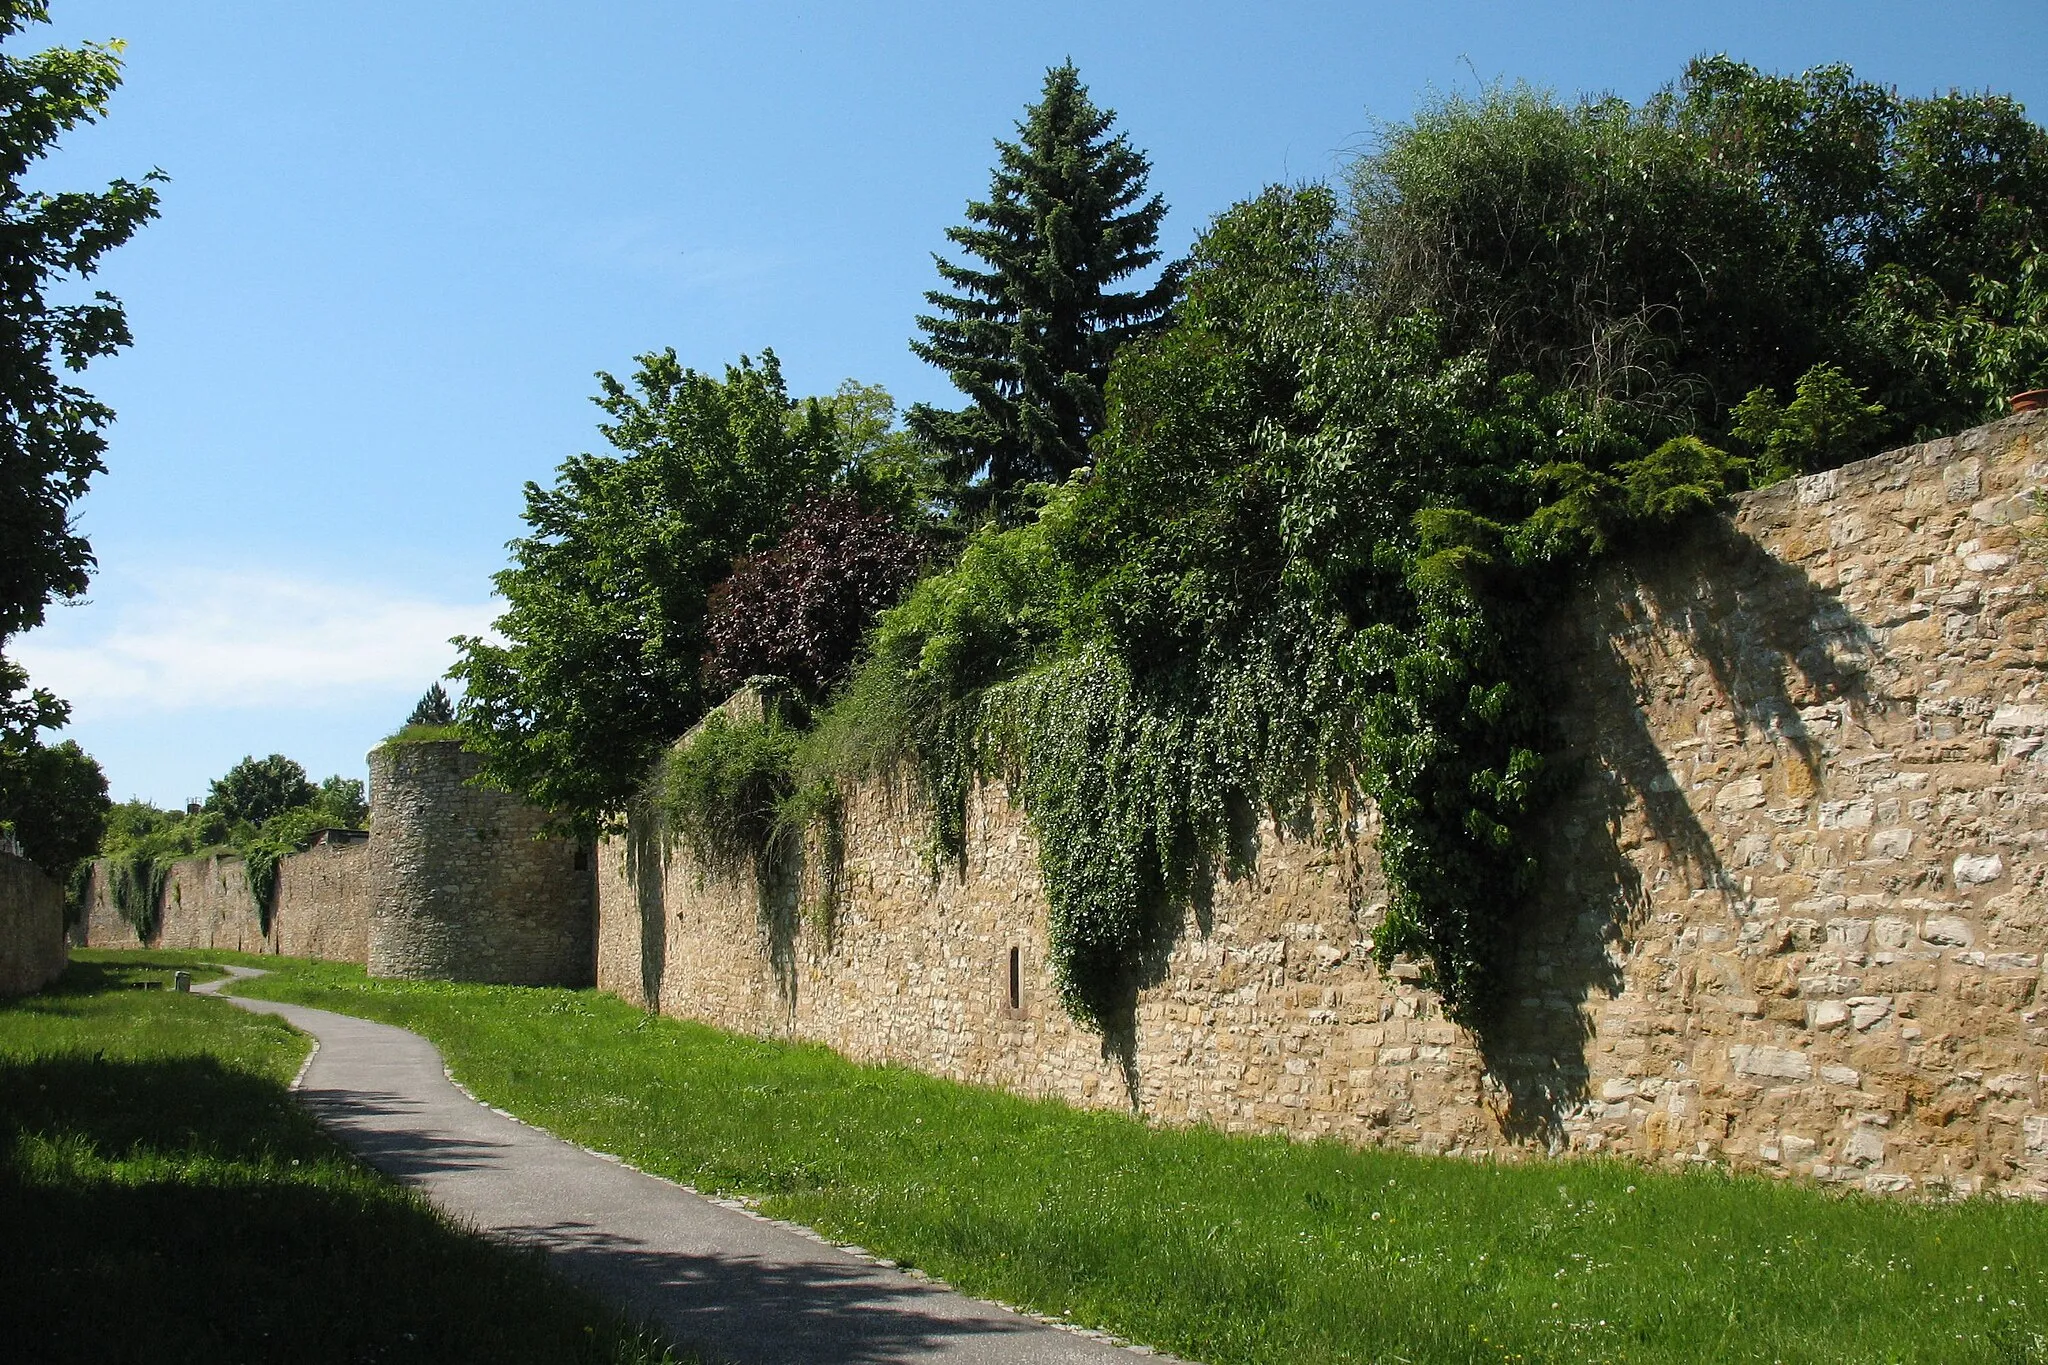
[
  {"x1": 655, "y1": 710, "x2": 804, "y2": 881},
  {"x1": 1730, "y1": 363, "x2": 1888, "y2": 485},
  {"x1": 381, "y1": 723, "x2": 466, "y2": 746}
]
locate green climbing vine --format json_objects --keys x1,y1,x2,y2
[
  {"x1": 652, "y1": 704, "x2": 845, "y2": 929},
  {"x1": 107, "y1": 848, "x2": 169, "y2": 941}
]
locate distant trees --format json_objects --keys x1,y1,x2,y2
[
  {"x1": 207, "y1": 755, "x2": 318, "y2": 826},
  {"x1": 910, "y1": 63, "x2": 1181, "y2": 522},
  {"x1": 91, "y1": 755, "x2": 368, "y2": 933},
  {"x1": 312, "y1": 775, "x2": 368, "y2": 828}
]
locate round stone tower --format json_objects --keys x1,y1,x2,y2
[{"x1": 367, "y1": 739, "x2": 594, "y2": 984}]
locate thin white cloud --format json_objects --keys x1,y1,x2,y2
[
  {"x1": 571, "y1": 215, "x2": 786, "y2": 293},
  {"x1": 13, "y1": 568, "x2": 497, "y2": 717}
]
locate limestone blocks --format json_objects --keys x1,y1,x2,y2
[
  {"x1": 368, "y1": 740, "x2": 594, "y2": 986},
  {"x1": 592, "y1": 411, "x2": 2048, "y2": 1198}
]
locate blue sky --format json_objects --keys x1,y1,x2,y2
[{"x1": 15, "y1": 0, "x2": 2048, "y2": 805}]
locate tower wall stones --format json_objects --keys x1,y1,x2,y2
[
  {"x1": 598, "y1": 410, "x2": 2048, "y2": 1199},
  {"x1": 367, "y1": 740, "x2": 594, "y2": 985}
]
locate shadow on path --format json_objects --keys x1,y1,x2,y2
[
  {"x1": 509, "y1": 1222, "x2": 1052, "y2": 1365},
  {"x1": 209, "y1": 971, "x2": 1151, "y2": 1365}
]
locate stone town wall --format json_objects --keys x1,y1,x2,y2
[
  {"x1": 599, "y1": 411, "x2": 2048, "y2": 1199},
  {"x1": 368, "y1": 741, "x2": 594, "y2": 985},
  {"x1": 0, "y1": 850, "x2": 67, "y2": 995},
  {"x1": 273, "y1": 836, "x2": 372, "y2": 960},
  {"x1": 76, "y1": 834, "x2": 371, "y2": 961}
]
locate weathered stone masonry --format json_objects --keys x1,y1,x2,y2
[
  {"x1": 77, "y1": 832, "x2": 371, "y2": 959},
  {"x1": 599, "y1": 411, "x2": 2048, "y2": 1198},
  {"x1": 80, "y1": 741, "x2": 594, "y2": 988},
  {"x1": 369, "y1": 740, "x2": 593, "y2": 985},
  {"x1": 0, "y1": 850, "x2": 66, "y2": 995}
]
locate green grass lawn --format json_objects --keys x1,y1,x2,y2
[
  {"x1": 132, "y1": 948, "x2": 2048, "y2": 1365},
  {"x1": 1, "y1": 952, "x2": 681, "y2": 1365}
]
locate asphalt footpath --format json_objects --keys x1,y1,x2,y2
[{"x1": 197, "y1": 966, "x2": 1166, "y2": 1364}]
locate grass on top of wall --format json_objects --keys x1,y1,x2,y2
[
  {"x1": 1, "y1": 951, "x2": 683, "y2": 1365},
  {"x1": 201, "y1": 950, "x2": 2048, "y2": 1365},
  {"x1": 379, "y1": 723, "x2": 468, "y2": 747}
]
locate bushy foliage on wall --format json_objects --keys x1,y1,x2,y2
[
  {"x1": 564, "y1": 57, "x2": 2048, "y2": 1035},
  {"x1": 766, "y1": 61, "x2": 2048, "y2": 1032},
  {"x1": 450, "y1": 357, "x2": 945, "y2": 829}
]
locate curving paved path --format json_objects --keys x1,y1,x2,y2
[{"x1": 199, "y1": 967, "x2": 1163, "y2": 1365}]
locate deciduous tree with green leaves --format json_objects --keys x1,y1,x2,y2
[
  {"x1": 206, "y1": 755, "x2": 317, "y2": 826},
  {"x1": 0, "y1": 2, "x2": 161, "y2": 648},
  {"x1": 451, "y1": 351, "x2": 845, "y2": 826},
  {"x1": 0, "y1": 735, "x2": 103, "y2": 873},
  {"x1": 0, "y1": 3, "x2": 157, "y2": 881},
  {"x1": 910, "y1": 63, "x2": 1181, "y2": 523}
]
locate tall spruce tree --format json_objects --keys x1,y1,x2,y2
[
  {"x1": 910, "y1": 63, "x2": 1180, "y2": 522},
  {"x1": 406, "y1": 681, "x2": 455, "y2": 727}
]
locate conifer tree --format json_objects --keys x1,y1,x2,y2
[
  {"x1": 406, "y1": 681, "x2": 455, "y2": 728},
  {"x1": 910, "y1": 63, "x2": 1180, "y2": 521}
]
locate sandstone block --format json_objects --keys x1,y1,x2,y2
[{"x1": 1731, "y1": 1045, "x2": 1813, "y2": 1081}]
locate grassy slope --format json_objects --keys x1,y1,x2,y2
[
  {"x1": 206, "y1": 951, "x2": 2048, "y2": 1365},
  {"x1": 1, "y1": 952, "x2": 679, "y2": 1365}
]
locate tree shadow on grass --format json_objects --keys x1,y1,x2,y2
[{"x1": 0, "y1": 1053, "x2": 675, "y2": 1365}]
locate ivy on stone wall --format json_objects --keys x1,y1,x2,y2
[
  {"x1": 106, "y1": 849, "x2": 166, "y2": 942},
  {"x1": 653, "y1": 59, "x2": 2048, "y2": 1037},
  {"x1": 652, "y1": 705, "x2": 845, "y2": 934}
]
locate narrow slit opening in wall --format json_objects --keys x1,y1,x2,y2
[
  {"x1": 573, "y1": 846, "x2": 588, "y2": 872},
  {"x1": 1008, "y1": 945, "x2": 1021, "y2": 1012}
]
